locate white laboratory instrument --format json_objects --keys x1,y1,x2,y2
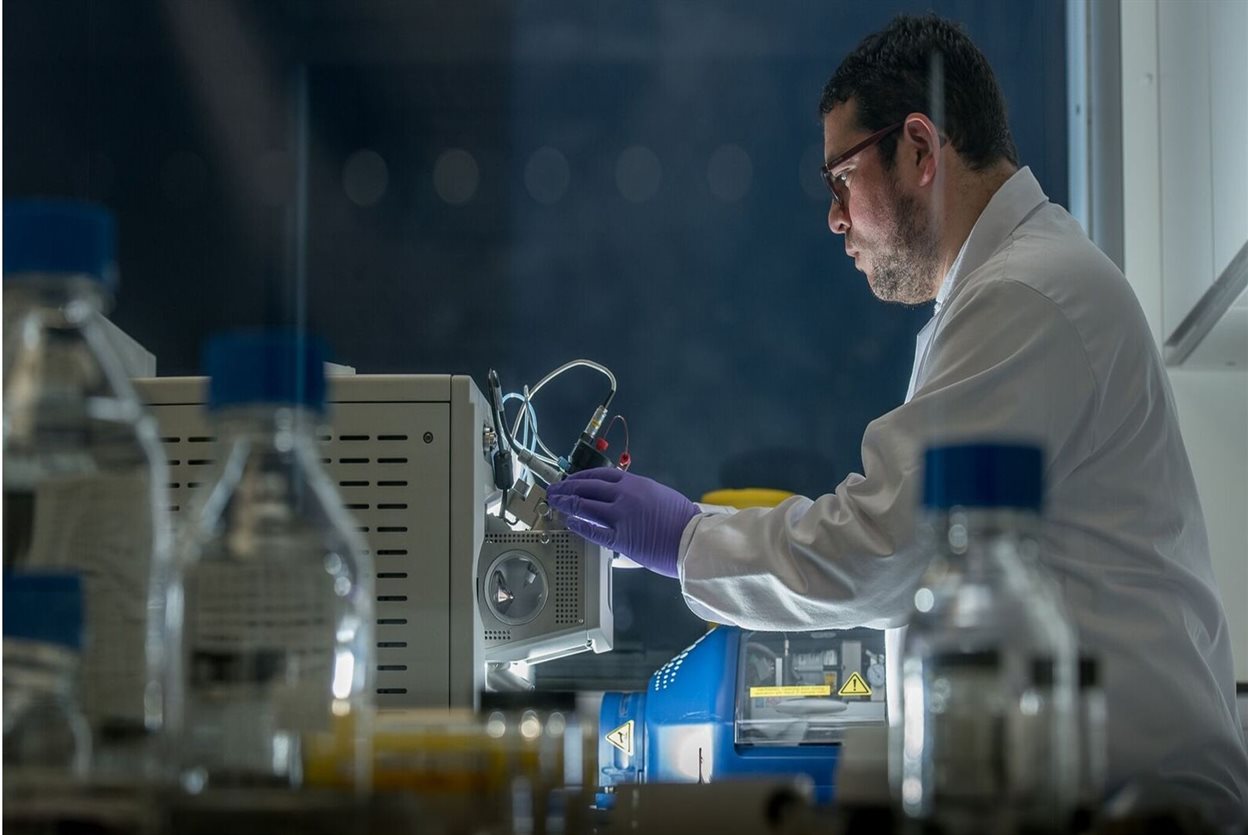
[{"x1": 134, "y1": 373, "x2": 614, "y2": 710}]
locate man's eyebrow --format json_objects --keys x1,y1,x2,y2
[{"x1": 824, "y1": 143, "x2": 856, "y2": 171}]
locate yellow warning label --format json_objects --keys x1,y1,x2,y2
[
  {"x1": 838, "y1": 671, "x2": 872, "y2": 697},
  {"x1": 748, "y1": 685, "x2": 832, "y2": 698},
  {"x1": 606, "y1": 720, "x2": 634, "y2": 756}
]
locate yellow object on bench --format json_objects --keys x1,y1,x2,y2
[{"x1": 699, "y1": 487, "x2": 795, "y2": 509}]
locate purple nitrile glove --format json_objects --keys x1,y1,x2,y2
[{"x1": 545, "y1": 467, "x2": 698, "y2": 578}]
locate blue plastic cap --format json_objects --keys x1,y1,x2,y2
[
  {"x1": 204, "y1": 330, "x2": 329, "y2": 413},
  {"x1": 4, "y1": 199, "x2": 118, "y2": 290},
  {"x1": 922, "y1": 443, "x2": 1044, "y2": 511},
  {"x1": 3, "y1": 573, "x2": 84, "y2": 650}
]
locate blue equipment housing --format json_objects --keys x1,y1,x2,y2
[{"x1": 598, "y1": 625, "x2": 888, "y2": 804}]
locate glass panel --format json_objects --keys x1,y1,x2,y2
[{"x1": 735, "y1": 629, "x2": 887, "y2": 747}]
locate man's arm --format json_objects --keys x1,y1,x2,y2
[{"x1": 679, "y1": 277, "x2": 1098, "y2": 630}]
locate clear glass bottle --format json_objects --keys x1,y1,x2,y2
[
  {"x1": 893, "y1": 443, "x2": 1077, "y2": 834},
  {"x1": 3, "y1": 574, "x2": 92, "y2": 782},
  {"x1": 172, "y1": 331, "x2": 373, "y2": 793},
  {"x1": 1076, "y1": 655, "x2": 1107, "y2": 816},
  {"x1": 2, "y1": 200, "x2": 172, "y2": 781}
]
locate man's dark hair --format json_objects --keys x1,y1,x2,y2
[{"x1": 820, "y1": 14, "x2": 1018, "y2": 171}]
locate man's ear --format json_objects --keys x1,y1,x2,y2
[{"x1": 900, "y1": 113, "x2": 941, "y2": 188}]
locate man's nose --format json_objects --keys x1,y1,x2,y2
[{"x1": 828, "y1": 201, "x2": 850, "y2": 235}]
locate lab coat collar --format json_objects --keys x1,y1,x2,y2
[
  {"x1": 934, "y1": 166, "x2": 1048, "y2": 313},
  {"x1": 933, "y1": 237, "x2": 968, "y2": 314}
]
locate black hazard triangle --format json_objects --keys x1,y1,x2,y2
[
  {"x1": 606, "y1": 720, "x2": 634, "y2": 756},
  {"x1": 838, "y1": 671, "x2": 872, "y2": 697}
]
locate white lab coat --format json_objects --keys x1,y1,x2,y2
[{"x1": 678, "y1": 167, "x2": 1248, "y2": 822}]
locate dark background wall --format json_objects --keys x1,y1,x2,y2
[{"x1": 3, "y1": 0, "x2": 1067, "y2": 688}]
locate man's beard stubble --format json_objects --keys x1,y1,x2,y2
[{"x1": 866, "y1": 174, "x2": 941, "y2": 306}]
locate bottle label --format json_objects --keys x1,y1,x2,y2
[
  {"x1": 926, "y1": 660, "x2": 1058, "y2": 808},
  {"x1": 185, "y1": 560, "x2": 337, "y2": 734}
]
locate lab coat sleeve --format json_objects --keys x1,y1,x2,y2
[{"x1": 678, "y1": 276, "x2": 1098, "y2": 631}]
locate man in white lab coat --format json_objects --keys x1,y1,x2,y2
[{"x1": 546, "y1": 13, "x2": 1248, "y2": 824}]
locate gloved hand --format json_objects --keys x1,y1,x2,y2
[{"x1": 545, "y1": 467, "x2": 698, "y2": 578}]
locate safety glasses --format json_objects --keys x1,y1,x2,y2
[{"x1": 819, "y1": 122, "x2": 904, "y2": 205}]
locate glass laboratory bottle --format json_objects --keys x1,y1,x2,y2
[
  {"x1": 893, "y1": 443, "x2": 1077, "y2": 835},
  {"x1": 173, "y1": 331, "x2": 373, "y2": 793},
  {"x1": 2, "y1": 200, "x2": 173, "y2": 781},
  {"x1": 3, "y1": 574, "x2": 92, "y2": 783},
  {"x1": 1075, "y1": 655, "x2": 1107, "y2": 821}
]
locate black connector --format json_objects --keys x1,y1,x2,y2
[
  {"x1": 492, "y1": 447, "x2": 514, "y2": 492},
  {"x1": 567, "y1": 434, "x2": 612, "y2": 474},
  {"x1": 487, "y1": 369, "x2": 515, "y2": 501}
]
